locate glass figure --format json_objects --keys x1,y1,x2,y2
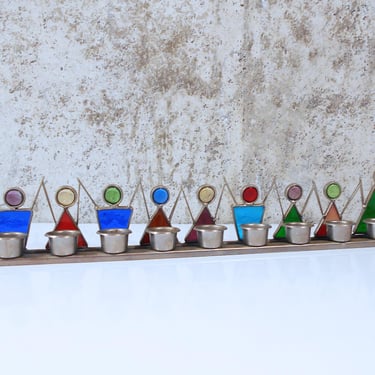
[
  {"x1": 0, "y1": 186, "x2": 34, "y2": 252},
  {"x1": 78, "y1": 180, "x2": 134, "y2": 231},
  {"x1": 273, "y1": 183, "x2": 303, "y2": 240},
  {"x1": 45, "y1": 185, "x2": 87, "y2": 249},
  {"x1": 354, "y1": 173, "x2": 375, "y2": 235},
  {"x1": 97, "y1": 185, "x2": 133, "y2": 230},
  {"x1": 231, "y1": 185, "x2": 265, "y2": 241},
  {"x1": 0, "y1": 180, "x2": 45, "y2": 248},
  {"x1": 0, "y1": 187, "x2": 32, "y2": 234},
  {"x1": 140, "y1": 185, "x2": 173, "y2": 245},
  {"x1": 314, "y1": 182, "x2": 342, "y2": 238},
  {"x1": 184, "y1": 185, "x2": 217, "y2": 244}
]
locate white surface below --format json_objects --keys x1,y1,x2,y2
[{"x1": 1, "y1": 225, "x2": 375, "y2": 374}]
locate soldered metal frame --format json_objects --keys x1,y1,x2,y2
[
  {"x1": 96, "y1": 185, "x2": 133, "y2": 211},
  {"x1": 229, "y1": 183, "x2": 266, "y2": 240},
  {"x1": 1, "y1": 177, "x2": 375, "y2": 266},
  {"x1": 0, "y1": 180, "x2": 48, "y2": 249},
  {"x1": 0, "y1": 174, "x2": 375, "y2": 267},
  {"x1": 138, "y1": 184, "x2": 175, "y2": 245},
  {"x1": 78, "y1": 181, "x2": 135, "y2": 230},
  {"x1": 181, "y1": 184, "x2": 217, "y2": 244},
  {"x1": 225, "y1": 181, "x2": 266, "y2": 208},
  {"x1": 95, "y1": 184, "x2": 134, "y2": 227},
  {"x1": 313, "y1": 181, "x2": 342, "y2": 237},
  {"x1": 272, "y1": 182, "x2": 304, "y2": 239}
]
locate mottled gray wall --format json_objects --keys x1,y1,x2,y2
[{"x1": 1, "y1": 0, "x2": 374, "y2": 224}]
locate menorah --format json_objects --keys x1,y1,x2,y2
[{"x1": 0, "y1": 174, "x2": 374, "y2": 266}]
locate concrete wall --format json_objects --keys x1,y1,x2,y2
[{"x1": 1, "y1": 0, "x2": 374, "y2": 223}]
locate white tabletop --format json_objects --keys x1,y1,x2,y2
[{"x1": 1, "y1": 225, "x2": 375, "y2": 374}]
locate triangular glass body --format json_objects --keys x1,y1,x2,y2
[
  {"x1": 314, "y1": 201, "x2": 340, "y2": 238},
  {"x1": 273, "y1": 204, "x2": 302, "y2": 239},
  {"x1": 46, "y1": 209, "x2": 87, "y2": 249},
  {"x1": 140, "y1": 207, "x2": 171, "y2": 245},
  {"x1": 185, "y1": 206, "x2": 215, "y2": 243},
  {"x1": 355, "y1": 188, "x2": 375, "y2": 234}
]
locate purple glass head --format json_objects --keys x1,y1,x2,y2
[
  {"x1": 4, "y1": 188, "x2": 25, "y2": 208},
  {"x1": 286, "y1": 184, "x2": 303, "y2": 202}
]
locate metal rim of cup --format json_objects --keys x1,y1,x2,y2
[
  {"x1": 194, "y1": 224, "x2": 227, "y2": 232},
  {"x1": 0, "y1": 232, "x2": 27, "y2": 240},
  {"x1": 241, "y1": 223, "x2": 271, "y2": 231},
  {"x1": 97, "y1": 228, "x2": 132, "y2": 236},
  {"x1": 284, "y1": 222, "x2": 313, "y2": 229},
  {"x1": 45, "y1": 230, "x2": 81, "y2": 238},
  {"x1": 325, "y1": 220, "x2": 354, "y2": 227},
  {"x1": 146, "y1": 226, "x2": 180, "y2": 235}
]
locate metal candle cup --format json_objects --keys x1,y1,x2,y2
[
  {"x1": 241, "y1": 223, "x2": 271, "y2": 247},
  {"x1": 364, "y1": 218, "x2": 375, "y2": 239},
  {"x1": 0, "y1": 232, "x2": 27, "y2": 259},
  {"x1": 97, "y1": 229, "x2": 132, "y2": 254},
  {"x1": 326, "y1": 220, "x2": 353, "y2": 242},
  {"x1": 194, "y1": 224, "x2": 227, "y2": 249},
  {"x1": 45, "y1": 230, "x2": 80, "y2": 256},
  {"x1": 146, "y1": 227, "x2": 180, "y2": 251},
  {"x1": 284, "y1": 222, "x2": 313, "y2": 245}
]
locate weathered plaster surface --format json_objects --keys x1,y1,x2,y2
[{"x1": 0, "y1": 0, "x2": 374, "y2": 223}]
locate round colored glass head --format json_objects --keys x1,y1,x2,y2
[
  {"x1": 286, "y1": 184, "x2": 303, "y2": 202},
  {"x1": 56, "y1": 186, "x2": 77, "y2": 208},
  {"x1": 325, "y1": 182, "x2": 341, "y2": 200},
  {"x1": 104, "y1": 185, "x2": 123, "y2": 205},
  {"x1": 197, "y1": 185, "x2": 216, "y2": 204},
  {"x1": 151, "y1": 186, "x2": 169, "y2": 205},
  {"x1": 242, "y1": 185, "x2": 259, "y2": 204},
  {"x1": 4, "y1": 188, "x2": 26, "y2": 208}
]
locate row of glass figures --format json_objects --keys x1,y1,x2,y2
[{"x1": 0, "y1": 175, "x2": 374, "y2": 249}]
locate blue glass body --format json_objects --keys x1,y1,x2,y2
[
  {"x1": 232, "y1": 205, "x2": 265, "y2": 240},
  {"x1": 97, "y1": 207, "x2": 133, "y2": 230},
  {"x1": 0, "y1": 210, "x2": 33, "y2": 234}
]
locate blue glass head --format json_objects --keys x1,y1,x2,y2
[{"x1": 151, "y1": 186, "x2": 169, "y2": 205}]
